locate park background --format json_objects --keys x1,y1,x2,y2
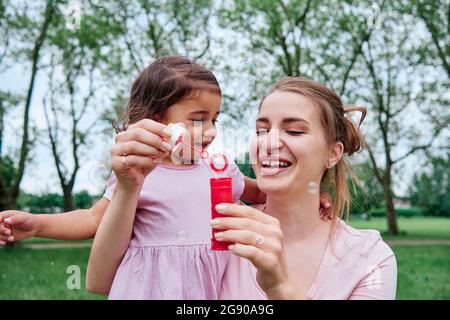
[{"x1": 0, "y1": 0, "x2": 448, "y2": 299}]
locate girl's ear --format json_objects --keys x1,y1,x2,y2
[
  {"x1": 327, "y1": 141, "x2": 344, "y2": 168},
  {"x1": 153, "y1": 114, "x2": 164, "y2": 124}
]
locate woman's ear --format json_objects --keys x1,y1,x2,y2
[{"x1": 327, "y1": 141, "x2": 344, "y2": 169}]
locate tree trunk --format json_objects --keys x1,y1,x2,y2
[
  {"x1": 62, "y1": 186, "x2": 75, "y2": 212},
  {"x1": 10, "y1": 0, "x2": 55, "y2": 207},
  {"x1": 382, "y1": 173, "x2": 399, "y2": 235}
]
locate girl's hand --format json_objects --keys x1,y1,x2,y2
[
  {"x1": 211, "y1": 203, "x2": 295, "y2": 299},
  {"x1": 112, "y1": 119, "x2": 172, "y2": 190},
  {"x1": 0, "y1": 211, "x2": 39, "y2": 245},
  {"x1": 319, "y1": 192, "x2": 332, "y2": 221}
]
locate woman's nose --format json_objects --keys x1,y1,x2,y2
[{"x1": 262, "y1": 129, "x2": 284, "y2": 154}]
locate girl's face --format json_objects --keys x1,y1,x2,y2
[
  {"x1": 251, "y1": 91, "x2": 343, "y2": 195},
  {"x1": 160, "y1": 90, "x2": 221, "y2": 162}
]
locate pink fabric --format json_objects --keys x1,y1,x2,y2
[
  {"x1": 103, "y1": 160, "x2": 245, "y2": 299},
  {"x1": 219, "y1": 219, "x2": 397, "y2": 300}
]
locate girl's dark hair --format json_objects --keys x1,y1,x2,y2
[{"x1": 113, "y1": 55, "x2": 221, "y2": 132}]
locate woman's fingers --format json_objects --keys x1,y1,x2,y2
[
  {"x1": 211, "y1": 217, "x2": 281, "y2": 239},
  {"x1": 214, "y1": 229, "x2": 280, "y2": 253},
  {"x1": 228, "y1": 243, "x2": 279, "y2": 272},
  {"x1": 215, "y1": 203, "x2": 279, "y2": 226}
]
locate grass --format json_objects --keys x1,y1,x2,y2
[
  {"x1": 348, "y1": 216, "x2": 450, "y2": 240},
  {"x1": 0, "y1": 247, "x2": 104, "y2": 300},
  {"x1": 0, "y1": 216, "x2": 449, "y2": 300},
  {"x1": 394, "y1": 246, "x2": 450, "y2": 299}
]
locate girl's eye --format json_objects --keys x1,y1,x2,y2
[
  {"x1": 256, "y1": 128, "x2": 269, "y2": 136},
  {"x1": 286, "y1": 130, "x2": 305, "y2": 136},
  {"x1": 212, "y1": 119, "x2": 219, "y2": 125}
]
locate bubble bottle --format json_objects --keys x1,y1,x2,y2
[{"x1": 166, "y1": 123, "x2": 233, "y2": 250}]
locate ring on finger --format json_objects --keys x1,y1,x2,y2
[{"x1": 256, "y1": 234, "x2": 265, "y2": 246}]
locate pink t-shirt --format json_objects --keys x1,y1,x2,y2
[{"x1": 219, "y1": 219, "x2": 397, "y2": 300}]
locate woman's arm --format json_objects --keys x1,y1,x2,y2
[
  {"x1": 86, "y1": 184, "x2": 142, "y2": 295},
  {"x1": 0, "y1": 198, "x2": 109, "y2": 244}
]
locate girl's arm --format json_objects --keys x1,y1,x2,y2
[
  {"x1": 86, "y1": 118, "x2": 171, "y2": 295},
  {"x1": 86, "y1": 184, "x2": 141, "y2": 295},
  {"x1": 240, "y1": 176, "x2": 267, "y2": 204},
  {"x1": 0, "y1": 198, "x2": 108, "y2": 244}
]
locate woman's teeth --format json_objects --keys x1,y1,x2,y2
[
  {"x1": 261, "y1": 160, "x2": 292, "y2": 168},
  {"x1": 260, "y1": 159, "x2": 292, "y2": 176}
]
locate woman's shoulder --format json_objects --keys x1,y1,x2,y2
[{"x1": 333, "y1": 219, "x2": 395, "y2": 263}]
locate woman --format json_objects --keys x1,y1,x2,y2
[{"x1": 216, "y1": 77, "x2": 397, "y2": 299}]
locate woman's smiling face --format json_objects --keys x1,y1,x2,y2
[{"x1": 251, "y1": 91, "x2": 336, "y2": 195}]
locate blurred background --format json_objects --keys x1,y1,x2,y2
[{"x1": 0, "y1": 0, "x2": 448, "y2": 299}]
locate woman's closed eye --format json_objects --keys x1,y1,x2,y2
[{"x1": 286, "y1": 130, "x2": 305, "y2": 136}]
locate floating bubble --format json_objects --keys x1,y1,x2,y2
[
  {"x1": 88, "y1": 163, "x2": 109, "y2": 188},
  {"x1": 307, "y1": 181, "x2": 320, "y2": 194},
  {"x1": 177, "y1": 229, "x2": 188, "y2": 242}
]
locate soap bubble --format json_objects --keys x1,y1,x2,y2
[
  {"x1": 88, "y1": 163, "x2": 109, "y2": 188},
  {"x1": 307, "y1": 181, "x2": 320, "y2": 194}
]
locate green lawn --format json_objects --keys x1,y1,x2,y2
[
  {"x1": 0, "y1": 216, "x2": 449, "y2": 300},
  {"x1": 394, "y1": 246, "x2": 450, "y2": 299},
  {"x1": 0, "y1": 247, "x2": 104, "y2": 300},
  {"x1": 348, "y1": 216, "x2": 450, "y2": 240}
]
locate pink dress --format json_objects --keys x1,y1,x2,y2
[
  {"x1": 103, "y1": 161, "x2": 244, "y2": 300},
  {"x1": 219, "y1": 218, "x2": 397, "y2": 300}
]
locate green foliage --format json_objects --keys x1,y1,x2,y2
[
  {"x1": 369, "y1": 206, "x2": 426, "y2": 218},
  {"x1": 349, "y1": 161, "x2": 385, "y2": 214},
  {"x1": 236, "y1": 153, "x2": 256, "y2": 179},
  {"x1": 0, "y1": 155, "x2": 16, "y2": 190},
  {"x1": 409, "y1": 154, "x2": 450, "y2": 216},
  {"x1": 17, "y1": 190, "x2": 97, "y2": 213}
]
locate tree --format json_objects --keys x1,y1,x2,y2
[
  {"x1": 217, "y1": 0, "x2": 383, "y2": 125},
  {"x1": 355, "y1": 3, "x2": 449, "y2": 234},
  {"x1": 41, "y1": 2, "x2": 122, "y2": 211},
  {"x1": 398, "y1": 0, "x2": 449, "y2": 79},
  {"x1": 349, "y1": 161, "x2": 385, "y2": 215},
  {"x1": 0, "y1": 0, "x2": 56, "y2": 210},
  {"x1": 410, "y1": 154, "x2": 450, "y2": 216}
]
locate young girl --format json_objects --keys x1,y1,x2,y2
[{"x1": 85, "y1": 55, "x2": 265, "y2": 299}]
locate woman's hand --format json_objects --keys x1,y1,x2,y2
[
  {"x1": 211, "y1": 203, "x2": 295, "y2": 299},
  {"x1": 112, "y1": 119, "x2": 172, "y2": 190}
]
